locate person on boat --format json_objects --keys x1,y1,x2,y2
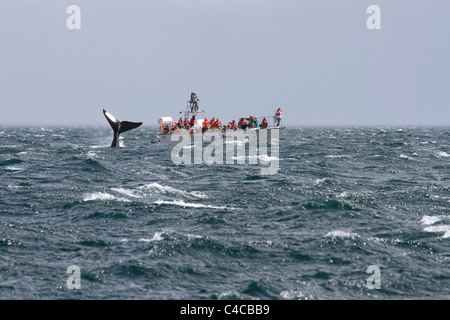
[
  {"x1": 275, "y1": 108, "x2": 282, "y2": 127},
  {"x1": 210, "y1": 117, "x2": 216, "y2": 129},
  {"x1": 178, "y1": 117, "x2": 184, "y2": 129},
  {"x1": 190, "y1": 92, "x2": 199, "y2": 112},
  {"x1": 231, "y1": 120, "x2": 237, "y2": 131},
  {"x1": 163, "y1": 125, "x2": 171, "y2": 134},
  {"x1": 238, "y1": 117, "x2": 248, "y2": 130},
  {"x1": 260, "y1": 117, "x2": 268, "y2": 129},
  {"x1": 202, "y1": 118, "x2": 210, "y2": 132},
  {"x1": 248, "y1": 116, "x2": 254, "y2": 129},
  {"x1": 252, "y1": 116, "x2": 259, "y2": 128},
  {"x1": 172, "y1": 121, "x2": 179, "y2": 132},
  {"x1": 189, "y1": 115, "x2": 196, "y2": 127},
  {"x1": 215, "y1": 118, "x2": 222, "y2": 130}
]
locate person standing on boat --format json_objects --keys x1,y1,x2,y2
[
  {"x1": 190, "y1": 92, "x2": 199, "y2": 112},
  {"x1": 275, "y1": 108, "x2": 283, "y2": 127}
]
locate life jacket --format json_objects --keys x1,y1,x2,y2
[
  {"x1": 172, "y1": 121, "x2": 178, "y2": 130},
  {"x1": 275, "y1": 109, "x2": 282, "y2": 116},
  {"x1": 202, "y1": 119, "x2": 210, "y2": 128},
  {"x1": 216, "y1": 120, "x2": 222, "y2": 127},
  {"x1": 190, "y1": 118, "x2": 195, "y2": 126},
  {"x1": 178, "y1": 119, "x2": 184, "y2": 128}
]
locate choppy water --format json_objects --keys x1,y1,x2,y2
[{"x1": 0, "y1": 126, "x2": 449, "y2": 299}]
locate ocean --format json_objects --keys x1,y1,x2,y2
[{"x1": 0, "y1": 126, "x2": 449, "y2": 300}]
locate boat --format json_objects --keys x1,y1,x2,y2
[{"x1": 151, "y1": 93, "x2": 285, "y2": 145}]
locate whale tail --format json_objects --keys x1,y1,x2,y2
[{"x1": 103, "y1": 109, "x2": 143, "y2": 147}]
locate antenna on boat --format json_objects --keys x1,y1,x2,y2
[{"x1": 171, "y1": 87, "x2": 183, "y2": 110}]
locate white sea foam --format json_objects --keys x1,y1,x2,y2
[
  {"x1": 231, "y1": 154, "x2": 279, "y2": 163},
  {"x1": 421, "y1": 215, "x2": 450, "y2": 238},
  {"x1": 280, "y1": 290, "x2": 312, "y2": 300},
  {"x1": 5, "y1": 166, "x2": 22, "y2": 171},
  {"x1": 325, "y1": 155, "x2": 348, "y2": 159},
  {"x1": 154, "y1": 199, "x2": 227, "y2": 209},
  {"x1": 83, "y1": 192, "x2": 131, "y2": 202},
  {"x1": 399, "y1": 154, "x2": 414, "y2": 160},
  {"x1": 314, "y1": 178, "x2": 326, "y2": 185},
  {"x1": 87, "y1": 151, "x2": 98, "y2": 158},
  {"x1": 139, "y1": 232, "x2": 163, "y2": 242},
  {"x1": 423, "y1": 226, "x2": 450, "y2": 239},
  {"x1": 111, "y1": 187, "x2": 142, "y2": 198},
  {"x1": 336, "y1": 192, "x2": 349, "y2": 198},
  {"x1": 421, "y1": 215, "x2": 443, "y2": 226},
  {"x1": 437, "y1": 151, "x2": 450, "y2": 158},
  {"x1": 139, "y1": 182, "x2": 208, "y2": 199},
  {"x1": 325, "y1": 230, "x2": 359, "y2": 239}
]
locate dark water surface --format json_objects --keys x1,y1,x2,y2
[{"x1": 1, "y1": 126, "x2": 449, "y2": 299}]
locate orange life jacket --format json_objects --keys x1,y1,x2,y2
[{"x1": 202, "y1": 119, "x2": 210, "y2": 128}]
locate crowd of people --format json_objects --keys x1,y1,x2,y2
[{"x1": 159, "y1": 108, "x2": 282, "y2": 134}]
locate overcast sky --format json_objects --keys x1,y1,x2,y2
[{"x1": 1, "y1": 0, "x2": 449, "y2": 126}]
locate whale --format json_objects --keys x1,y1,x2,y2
[{"x1": 103, "y1": 109, "x2": 143, "y2": 147}]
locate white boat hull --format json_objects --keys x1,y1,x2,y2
[{"x1": 152, "y1": 127, "x2": 285, "y2": 145}]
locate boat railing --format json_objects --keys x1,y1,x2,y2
[{"x1": 253, "y1": 115, "x2": 282, "y2": 128}]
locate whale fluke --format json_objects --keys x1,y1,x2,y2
[{"x1": 103, "y1": 109, "x2": 143, "y2": 147}]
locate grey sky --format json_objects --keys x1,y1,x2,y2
[{"x1": 1, "y1": 0, "x2": 449, "y2": 126}]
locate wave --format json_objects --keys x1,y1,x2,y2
[
  {"x1": 139, "y1": 182, "x2": 208, "y2": 199},
  {"x1": 421, "y1": 215, "x2": 450, "y2": 238},
  {"x1": 231, "y1": 155, "x2": 279, "y2": 163},
  {"x1": 139, "y1": 232, "x2": 164, "y2": 242},
  {"x1": 399, "y1": 154, "x2": 415, "y2": 160},
  {"x1": 0, "y1": 159, "x2": 23, "y2": 167},
  {"x1": 83, "y1": 192, "x2": 131, "y2": 202},
  {"x1": 421, "y1": 215, "x2": 444, "y2": 226},
  {"x1": 325, "y1": 155, "x2": 349, "y2": 159},
  {"x1": 5, "y1": 166, "x2": 23, "y2": 171},
  {"x1": 437, "y1": 151, "x2": 450, "y2": 158},
  {"x1": 325, "y1": 230, "x2": 360, "y2": 239},
  {"x1": 154, "y1": 199, "x2": 227, "y2": 209},
  {"x1": 111, "y1": 187, "x2": 143, "y2": 199}
]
